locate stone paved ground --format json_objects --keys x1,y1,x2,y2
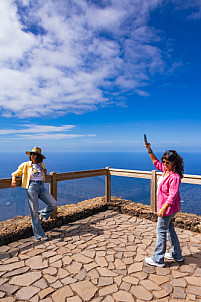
[{"x1": 0, "y1": 210, "x2": 201, "y2": 302}]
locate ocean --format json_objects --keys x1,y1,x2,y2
[{"x1": 0, "y1": 152, "x2": 201, "y2": 222}]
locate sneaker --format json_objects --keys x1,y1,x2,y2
[
  {"x1": 40, "y1": 236, "x2": 48, "y2": 242},
  {"x1": 165, "y1": 253, "x2": 183, "y2": 262},
  {"x1": 34, "y1": 236, "x2": 48, "y2": 242},
  {"x1": 145, "y1": 257, "x2": 165, "y2": 267}
]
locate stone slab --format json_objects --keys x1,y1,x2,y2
[
  {"x1": 0, "y1": 261, "x2": 25, "y2": 272},
  {"x1": 173, "y1": 287, "x2": 186, "y2": 299},
  {"x1": 25, "y1": 255, "x2": 46, "y2": 269},
  {"x1": 113, "y1": 291, "x2": 135, "y2": 302},
  {"x1": 9, "y1": 271, "x2": 41, "y2": 286},
  {"x1": 0, "y1": 284, "x2": 19, "y2": 294},
  {"x1": 16, "y1": 286, "x2": 40, "y2": 300},
  {"x1": 131, "y1": 285, "x2": 153, "y2": 301},
  {"x1": 3, "y1": 266, "x2": 30, "y2": 278},
  {"x1": 99, "y1": 284, "x2": 118, "y2": 296},
  {"x1": 70, "y1": 280, "x2": 98, "y2": 301},
  {"x1": 52, "y1": 285, "x2": 74, "y2": 302},
  {"x1": 38, "y1": 287, "x2": 55, "y2": 300}
]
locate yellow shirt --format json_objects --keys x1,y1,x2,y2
[{"x1": 12, "y1": 161, "x2": 46, "y2": 189}]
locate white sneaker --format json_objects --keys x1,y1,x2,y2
[
  {"x1": 165, "y1": 253, "x2": 183, "y2": 262},
  {"x1": 40, "y1": 236, "x2": 48, "y2": 242},
  {"x1": 145, "y1": 257, "x2": 165, "y2": 267},
  {"x1": 34, "y1": 236, "x2": 48, "y2": 242}
]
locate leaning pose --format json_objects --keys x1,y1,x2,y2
[
  {"x1": 145, "y1": 142, "x2": 184, "y2": 267},
  {"x1": 11, "y1": 147, "x2": 57, "y2": 241}
]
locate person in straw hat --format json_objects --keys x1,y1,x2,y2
[{"x1": 11, "y1": 147, "x2": 57, "y2": 241}]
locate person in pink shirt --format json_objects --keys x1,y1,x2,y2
[{"x1": 144, "y1": 142, "x2": 184, "y2": 267}]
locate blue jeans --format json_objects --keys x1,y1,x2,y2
[
  {"x1": 152, "y1": 212, "x2": 182, "y2": 264},
  {"x1": 26, "y1": 181, "x2": 57, "y2": 239}
]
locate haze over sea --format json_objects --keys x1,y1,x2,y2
[{"x1": 0, "y1": 152, "x2": 201, "y2": 222}]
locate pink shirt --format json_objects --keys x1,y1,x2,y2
[{"x1": 154, "y1": 159, "x2": 181, "y2": 216}]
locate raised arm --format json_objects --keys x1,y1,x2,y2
[{"x1": 145, "y1": 143, "x2": 157, "y2": 163}]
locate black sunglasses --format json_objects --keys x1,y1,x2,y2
[
  {"x1": 162, "y1": 160, "x2": 170, "y2": 164},
  {"x1": 30, "y1": 152, "x2": 38, "y2": 155}
]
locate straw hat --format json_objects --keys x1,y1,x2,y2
[{"x1": 26, "y1": 147, "x2": 46, "y2": 159}]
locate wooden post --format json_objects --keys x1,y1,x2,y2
[
  {"x1": 50, "y1": 172, "x2": 57, "y2": 218},
  {"x1": 105, "y1": 167, "x2": 111, "y2": 203},
  {"x1": 151, "y1": 170, "x2": 157, "y2": 212}
]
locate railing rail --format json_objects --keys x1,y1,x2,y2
[{"x1": 1, "y1": 168, "x2": 201, "y2": 214}]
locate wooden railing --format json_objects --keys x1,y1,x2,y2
[{"x1": 1, "y1": 168, "x2": 201, "y2": 215}]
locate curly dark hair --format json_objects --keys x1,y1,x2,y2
[
  {"x1": 29, "y1": 154, "x2": 43, "y2": 163},
  {"x1": 161, "y1": 150, "x2": 184, "y2": 178}
]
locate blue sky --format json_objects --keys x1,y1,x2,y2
[{"x1": 0, "y1": 0, "x2": 201, "y2": 153}]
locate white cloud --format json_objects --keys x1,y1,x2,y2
[
  {"x1": 162, "y1": 140, "x2": 180, "y2": 144},
  {"x1": 90, "y1": 141, "x2": 112, "y2": 144},
  {"x1": 0, "y1": 124, "x2": 75, "y2": 135},
  {"x1": 0, "y1": 0, "x2": 176, "y2": 118},
  {"x1": 11, "y1": 134, "x2": 89, "y2": 140},
  {"x1": 171, "y1": 0, "x2": 201, "y2": 19},
  {"x1": 0, "y1": 1, "x2": 37, "y2": 64},
  {"x1": 0, "y1": 123, "x2": 95, "y2": 140},
  {"x1": 86, "y1": 6, "x2": 126, "y2": 30},
  {"x1": 135, "y1": 89, "x2": 150, "y2": 96}
]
